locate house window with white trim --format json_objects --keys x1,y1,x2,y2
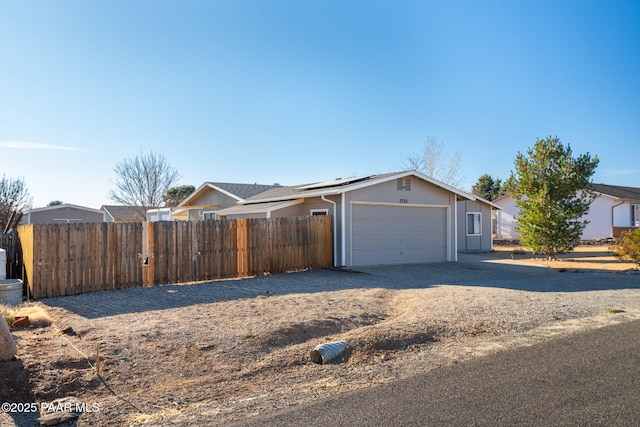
[
  {"x1": 202, "y1": 211, "x2": 217, "y2": 220},
  {"x1": 466, "y1": 212, "x2": 482, "y2": 235},
  {"x1": 310, "y1": 209, "x2": 329, "y2": 216}
]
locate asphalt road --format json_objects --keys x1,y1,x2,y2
[{"x1": 234, "y1": 319, "x2": 640, "y2": 427}]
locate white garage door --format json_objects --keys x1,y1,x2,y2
[{"x1": 351, "y1": 204, "x2": 448, "y2": 266}]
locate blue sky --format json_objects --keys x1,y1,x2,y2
[{"x1": 1, "y1": 0, "x2": 639, "y2": 208}]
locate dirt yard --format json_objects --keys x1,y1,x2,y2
[{"x1": 1, "y1": 246, "x2": 639, "y2": 426}]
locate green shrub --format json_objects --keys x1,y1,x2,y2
[{"x1": 610, "y1": 229, "x2": 640, "y2": 267}]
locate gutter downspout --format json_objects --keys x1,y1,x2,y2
[
  {"x1": 453, "y1": 196, "x2": 458, "y2": 261},
  {"x1": 611, "y1": 201, "x2": 625, "y2": 236},
  {"x1": 321, "y1": 195, "x2": 338, "y2": 267},
  {"x1": 341, "y1": 192, "x2": 346, "y2": 266},
  {"x1": 491, "y1": 208, "x2": 495, "y2": 252}
]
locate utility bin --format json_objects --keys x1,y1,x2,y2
[
  {"x1": 0, "y1": 248, "x2": 5, "y2": 280},
  {"x1": 0, "y1": 280, "x2": 22, "y2": 306},
  {"x1": 0, "y1": 249, "x2": 22, "y2": 306}
]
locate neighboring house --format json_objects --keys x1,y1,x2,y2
[
  {"x1": 494, "y1": 183, "x2": 640, "y2": 241},
  {"x1": 216, "y1": 171, "x2": 497, "y2": 267},
  {"x1": 23, "y1": 204, "x2": 105, "y2": 224},
  {"x1": 161, "y1": 182, "x2": 282, "y2": 221},
  {"x1": 101, "y1": 205, "x2": 147, "y2": 223}
]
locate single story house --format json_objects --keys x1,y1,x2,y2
[
  {"x1": 494, "y1": 183, "x2": 640, "y2": 241},
  {"x1": 151, "y1": 182, "x2": 282, "y2": 221},
  {"x1": 215, "y1": 171, "x2": 499, "y2": 266},
  {"x1": 101, "y1": 205, "x2": 147, "y2": 222},
  {"x1": 23, "y1": 204, "x2": 105, "y2": 224}
]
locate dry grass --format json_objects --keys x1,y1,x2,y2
[
  {"x1": 0, "y1": 302, "x2": 52, "y2": 327},
  {"x1": 492, "y1": 244, "x2": 638, "y2": 272}
]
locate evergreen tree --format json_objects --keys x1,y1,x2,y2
[
  {"x1": 163, "y1": 185, "x2": 196, "y2": 207},
  {"x1": 471, "y1": 174, "x2": 503, "y2": 201},
  {"x1": 510, "y1": 136, "x2": 599, "y2": 259}
]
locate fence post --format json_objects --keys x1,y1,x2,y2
[
  {"x1": 141, "y1": 221, "x2": 155, "y2": 287},
  {"x1": 236, "y1": 219, "x2": 249, "y2": 277}
]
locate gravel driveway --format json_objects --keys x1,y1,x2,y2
[
  {"x1": 4, "y1": 252, "x2": 639, "y2": 427},
  {"x1": 42, "y1": 253, "x2": 639, "y2": 319}
]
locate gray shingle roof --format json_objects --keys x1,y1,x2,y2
[
  {"x1": 243, "y1": 184, "x2": 310, "y2": 201},
  {"x1": 101, "y1": 205, "x2": 146, "y2": 222},
  {"x1": 206, "y1": 182, "x2": 282, "y2": 200},
  {"x1": 246, "y1": 173, "x2": 404, "y2": 201},
  {"x1": 243, "y1": 171, "x2": 471, "y2": 203},
  {"x1": 590, "y1": 183, "x2": 640, "y2": 201}
]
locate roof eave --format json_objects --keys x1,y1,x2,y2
[
  {"x1": 178, "y1": 183, "x2": 244, "y2": 207},
  {"x1": 241, "y1": 171, "x2": 475, "y2": 204}
]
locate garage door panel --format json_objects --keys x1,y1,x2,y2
[
  {"x1": 353, "y1": 247, "x2": 446, "y2": 266},
  {"x1": 351, "y1": 204, "x2": 447, "y2": 266},
  {"x1": 353, "y1": 232, "x2": 445, "y2": 249}
]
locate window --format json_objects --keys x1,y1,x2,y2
[
  {"x1": 202, "y1": 211, "x2": 217, "y2": 220},
  {"x1": 310, "y1": 209, "x2": 328, "y2": 216},
  {"x1": 633, "y1": 204, "x2": 640, "y2": 227},
  {"x1": 466, "y1": 212, "x2": 482, "y2": 235}
]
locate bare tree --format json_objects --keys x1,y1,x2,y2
[
  {"x1": 108, "y1": 151, "x2": 180, "y2": 215},
  {"x1": 401, "y1": 137, "x2": 465, "y2": 188},
  {"x1": 0, "y1": 175, "x2": 32, "y2": 232}
]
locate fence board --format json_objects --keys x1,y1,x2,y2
[{"x1": 16, "y1": 215, "x2": 332, "y2": 299}]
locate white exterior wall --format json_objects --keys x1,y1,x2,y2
[
  {"x1": 495, "y1": 196, "x2": 519, "y2": 239},
  {"x1": 613, "y1": 202, "x2": 633, "y2": 227},
  {"x1": 581, "y1": 196, "x2": 613, "y2": 239},
  {"x1": 496, "y1": 194, "x2": 618, "y2": 240}
]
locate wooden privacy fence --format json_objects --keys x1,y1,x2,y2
[
  {"x1": 18, "y1": 215, "x2": 333, "y2": 299},
  {"x1": 18, "y1": 222, "x2": 143, "y2": 299},
  {"x1": 0, "y1": 228, "x2": 20, "y2": 279}
]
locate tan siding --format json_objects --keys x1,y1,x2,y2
[
  {"x1": 269, "y1": 199, "x2": 334, "y2": 218},
  {"x1": 186, "y1": 189, "x2": 238, "y2": 209},
  {"x1": 226, "y1": 212, "x2": 268, "y2": 219},
  {"x1": 270, "y1": 204, "x2": 306, "y2": 218}
]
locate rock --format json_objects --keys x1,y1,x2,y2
[
  {"x1": 10, "y1": 315, "x2": 29, "y2": 328},
  {"x1": 37, "y1": 410, "x2": 79, "y2": 426},
  {"x1": 61, "y1": 326, "x2": 77, "y2": 336},
  {"x1": 0, "y1": 316, "x2": 17, "y2": 361},
  {"x1": 37, "y1": 396, "x2": 83, "y2": 426}
]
